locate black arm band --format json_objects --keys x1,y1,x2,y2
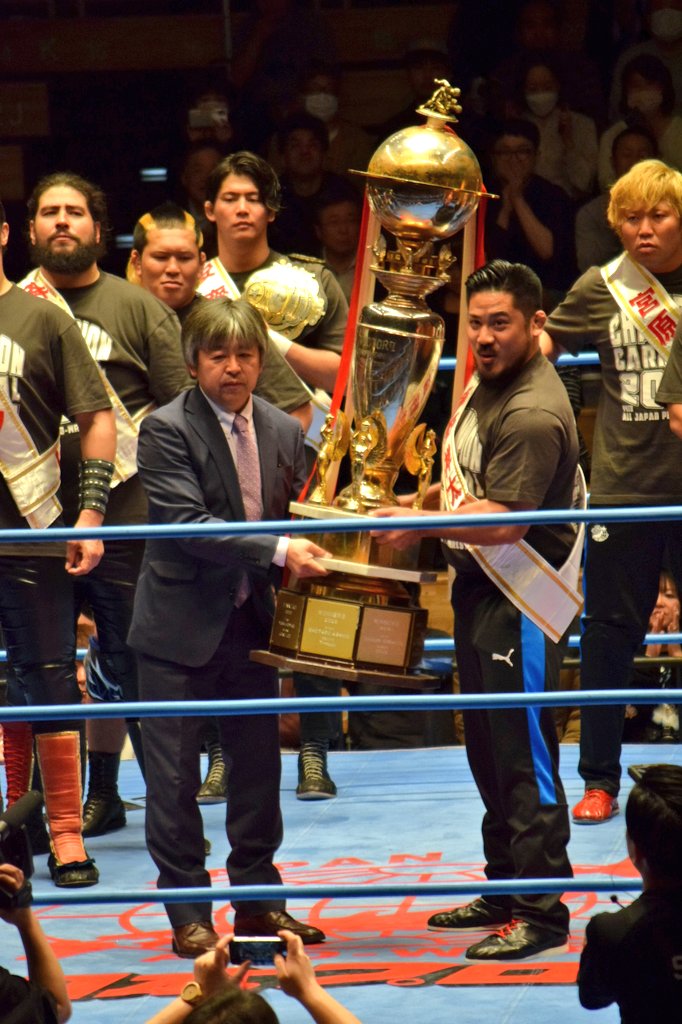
[{"x1": 78, "y1": 459, "x2": 115, "y2": 516}]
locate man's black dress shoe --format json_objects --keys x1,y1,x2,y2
[
  {"x1": 427, "y1": 896, "x2": 511, "y2": 931},
  {"x1": 465, "y1": 919, "x2": 568, "y2": 961},
  {"x1": 233, "y1": 909, "x2": 325, "y2": 945},
  {"x1": 172, "y1": 921, "x2": 220, "y2": 959}
]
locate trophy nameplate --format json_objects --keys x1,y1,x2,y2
[{"x1": 299, "y1": 597, "x2": 360, "y2": 661}]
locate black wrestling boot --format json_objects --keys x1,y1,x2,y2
[
  {"x1": 196, "y1": 738, "x2": 228, "y2": 804},
  {"x1": 296, "y1": 740, "x2": 337, "y2": 800},
  {"x1": 82, "y1": 751, "x2": 127, "y2": 837}
]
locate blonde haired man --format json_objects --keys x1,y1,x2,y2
[{"x1": 541, "y1": 158, "x2": 682, "y2": 823}]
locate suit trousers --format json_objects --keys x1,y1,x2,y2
[
  {"x1": 138, "y1": 599, "x2": 285, "y2": 928},
  {"x1": 453, "y1": 573, "x2": 572, "y2": 935}
]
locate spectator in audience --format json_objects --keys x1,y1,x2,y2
[
  {"x1": 297, "y1": 63, "x2": 375, "y2": 177},
  {"x1": 598, "y1": 55, "x2": 682, "y2": 191},
  {"x1": 184, "y1": 90, "x2": 236, "y2": 151},
  {"x1": 578, "y1": 764, "x2": 682, "y2": 1020},
  {"x1": 576, "y1": 127, "x2": 657, "y2": 272},
  {"x1": 174, "y1": 143, "x2": 225, "y2": 261},
  {"x1": 485, "y1": 119, "x2": 576, "y2": 308},
  {"x1": 608, "y1": 0, "x2": 682, "y2": 120},
  {"x1": 0, "y1": 863, "x2": 71, "y2": 1022},
  {"x1": 269, "y1": 113, "x2": 349, "y2": 259},
  {"x1": 518, "y1": 58, "x2": 598, "y2": 199},
  {"x1": 230, "y1": 0, "x2": 337, "y2": 153},
  {"x1": 145, "y1": 931, "x2": 362, "y2": 1024},
  {"x1": 374, "y1": 38, "x2": 452, "y2": 139},
  {"x1": 489, "y1": 0, "x2": 606, "y2": 127},
  {"x1": 623, "y1": 570, "x2": 681, "y2": 744},
  {"x1": 313, "y1": 183, "x2": 363, "y2": 303}
]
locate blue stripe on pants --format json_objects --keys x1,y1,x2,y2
[{"x1": 521, "y1": 614, "x2": 557, "y2": 806}]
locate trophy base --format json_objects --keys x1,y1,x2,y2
[
  {"x1": 263, "y1": 505, "x2": 438, "y2": 687},
  {"x1": 261, "y1": 578, "x2": 432, "y2": 684},
  {"x1": 250, "y1": 649, "x2": 439, "y2": 689}
]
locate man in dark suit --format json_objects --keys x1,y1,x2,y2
[{"x1": 128, "y1": 296, "x2": 329, "y2": 959}]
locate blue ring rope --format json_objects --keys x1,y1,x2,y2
[
  {"x1": 29, "y1": 877, "x2": 641, "y2": 908},
  {"x1": 0, "y1": 689, "x2": 679, "y2": 723},
  {"x1": 1, "y1": 501, "x2": 682, "y2": 544}
]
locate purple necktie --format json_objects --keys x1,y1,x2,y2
[{"x1": 232, "y1": 412, "x2": 262, "y2": 605}]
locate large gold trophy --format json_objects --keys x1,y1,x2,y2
[{"x1": 253, "y1": 83, "x2": 485, "y2": 686}]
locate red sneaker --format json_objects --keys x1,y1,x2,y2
[{"x1": 572, "y1": 789, "x2": 619, "y2": 824}]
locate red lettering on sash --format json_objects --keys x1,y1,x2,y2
[
  {"x1": 649, "y1": 309, "x2": 676, "y2": 345},
  {"x1": 23, "y1": 281, "x2": 49, "y2": 299},
  {"x1": 629, "y1": 286, "x2": 658, "y2": 316}
]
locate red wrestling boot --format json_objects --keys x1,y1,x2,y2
[
  {"x1": 35, "y1": 731, "x2": 99, "y2": 887},
  {"x1": 2, "y1": 721, "x2": 34, "y2": 804},
  {"x1": 2, "y1": 721, "x2": 51, "y2": 854}
]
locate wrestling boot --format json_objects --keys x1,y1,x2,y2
[
  {"x1": 1, "y1": 722, "x2": 50, "y2": 854},
  {"x1": 82, "y1": 750, "x2": 127, "y2": 837},
  {"x1": 296, "y1": 740, "x2": 337, "y2": 800},
  {"x1": 35, "y1": 731, "x2": 99, "y2": 887},
  {"x1": 196, "y1": 737, "x2": 228, "y2": 804},
  {"x1": 2, "y1": 720, "x2": 33, "y2": 805}
]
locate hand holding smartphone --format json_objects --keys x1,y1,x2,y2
[{"x1": 228, "y1": 936, "x2": 286, "y2": 967}]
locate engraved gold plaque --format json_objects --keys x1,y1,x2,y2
[{"x1": 299, "y1": 597, "x2": 360, "y2": 661}]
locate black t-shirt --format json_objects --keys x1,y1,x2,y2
[
  {"x1": 56, "y1": 273, "x2": 191, "y2": 525},
  {"x1": 0, "y1": 284, "x2": 110, "y2": 550},
  {"x1": 546, "y1": 263, "x2": 682, "y2": 504},
  {"x1": 443, "y1": 352, "x2": 579, "y2": 577},
  {"x1": 0, "y1": 966, "x2": 58, "y2": 1024}
]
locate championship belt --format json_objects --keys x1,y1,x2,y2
[
  {"x1": 197, "y1": 257, "x2": 331, "y2": 450},
  {"x1": 441, "y1": 374, "x2": 585, "y2": 644},
  {"x1": 601, "y1": 252, "x2": 680, "y2": 361},
  {"x1": 198, "y1": 255, "x2": 325, "y2": 340},
  {"x1": 19, "y1": 269, "x2": 155, "y2": 484}
]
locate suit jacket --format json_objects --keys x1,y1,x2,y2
[{"x1": 128, "y1": 386, "x2": 307, "y2": 666}]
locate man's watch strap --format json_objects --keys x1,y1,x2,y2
[{"x1": 180, "y1": 981, "x2": 203, "y2": 1006}]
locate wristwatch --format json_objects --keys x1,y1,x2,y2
[{"x1": 180, "y1": 981, "x2": 203, "y2": 1007}]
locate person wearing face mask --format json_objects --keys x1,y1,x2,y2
[
  {"x1": 520, "y1": 60, "x2": 598, "y2": 199},
  {"x1": 598, "y1": 55, "x2": 682, "y2": 190},
  {"x1": 299, "y1": 63, "x2": 375, "y2": 177},
  {"x1": 608, "y1": 0, "x2": 682, "y2": 121}
]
